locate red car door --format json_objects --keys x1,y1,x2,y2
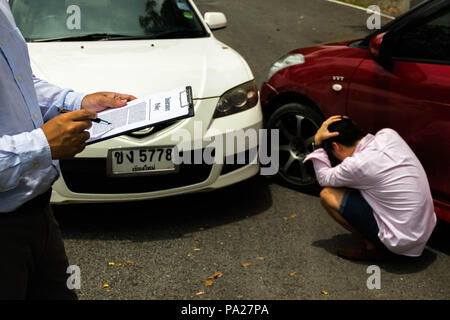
[{"x1": 346, "y1": 9, "x2": 450, "y2": 221}]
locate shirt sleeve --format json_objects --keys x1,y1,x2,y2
[
  {"x1": 303, "y1": 148, "x2": 370, "y2": 189},
  {"x1": 0, "y1": 128, "x2": 53, "y2": 192},
  {"x1": 33, "y1": 75, "x2": 86, "y2": 121}
]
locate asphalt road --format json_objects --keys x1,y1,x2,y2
[{"x1": 54, "y1": 0, "x2": 450, "y2": 300}]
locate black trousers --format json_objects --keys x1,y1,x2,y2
[{"x1": 0, "y1": 190, "x2": 77, "y2": 300}]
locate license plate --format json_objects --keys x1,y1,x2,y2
[{"x1": 107, "y1": 146, "x2": 178, "y2": 177}]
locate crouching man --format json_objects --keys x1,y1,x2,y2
[{"x1": 304, "y1": 116, "x2": 436, "y2": 260}]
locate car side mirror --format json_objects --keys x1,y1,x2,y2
[
  {"x1": 204, "y1": 12, "x2": 227, "y2": 30},
  {"x1": 369, "y1": 32, "x2": 392, "y2": 69},
  {"x1": 369, "y1": 32, "x2": 385, "y2": 60}
]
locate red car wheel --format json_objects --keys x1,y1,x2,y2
[{"x1": 267, "y1": 102, "x2": 323, "y2": 191}]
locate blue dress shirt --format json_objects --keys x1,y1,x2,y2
[{"x1": 0, "y1": 0, "x2": 85, "y2": 212}]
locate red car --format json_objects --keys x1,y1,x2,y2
[{"x1": 260, "y1": 0, "x2": 450, "y2": 223}]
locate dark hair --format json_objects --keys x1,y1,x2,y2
[{"x1": 322, "y1": 118, "x2": 364, "y2": 167}]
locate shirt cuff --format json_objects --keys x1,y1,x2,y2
[
  {"x1": 63, "y1": 91, "x2": 87, "y2": 111},
  {"x1": 303, "y1": 148, "x2": 329, "y2": 164},
  {"x1": 20, "y1": 128, "x2": 54, "y2": 173}
]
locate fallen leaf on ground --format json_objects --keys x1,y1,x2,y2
[
  {"x1": 196, "y1": 291, "x2": 205, "y2": 296},
  {"x1": 321, "y1": 291, "x2": 329, "y2": 295},
  {"x1": 103, "y1": 284, "x2": 109, "y2": 288},
  {"x1": 290, "y1": 272, "x2": 297, "y2": 276},
  {"x1": 108, "y1": 262, "x2": 115, "y2": 266},
  {"x1": 127, "y1": 261, "x2": 133, "y2": 264},
  {"x1": 208, "y1": 272, "x2": 223, "y2": 279},
  {"x1": 194, "y1": 248, "x2": 201, "y2": 252},
  {"x1": 256, "y1": 257, "x2": 265, "y2": 261},
  {"x1": 283, "y1": 217, "x2": 289, "y2": 221},
  {"x1": 205, "y1": 280, "x2": 214, "y2": 286},
  {"x1": 241, "y1": 262, "x2": 252, "y2": 268},
  {"x1": 290, "y1": 214, "x2": 297, "y2": 218}
]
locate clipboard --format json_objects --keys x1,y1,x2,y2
[{"x1": 86, "y1": 86, "x2": 194, "y2": 145}]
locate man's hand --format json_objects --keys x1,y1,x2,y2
[
  {"x1": 81, "y1": 92, "x2": 137, "y2": 113},
  {"x1": 314, "y1": 115, "x2": 345, "y2": 146},
  {"x1": 41, "y1": 109, "x2": 97, "y2": 160}
]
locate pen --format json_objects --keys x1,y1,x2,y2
[{"x1": 57, "y1": 108, "x2": 112, "y2": 125}]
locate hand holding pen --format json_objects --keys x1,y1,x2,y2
[
  {"x1": 42, "y1": 109, "x2": 97, "y2": 159},
  {"x1": 58, "y1": 108, "x2": 112, "y2": 125}
]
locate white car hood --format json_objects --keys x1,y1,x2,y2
[{"x1": 28, "y1": 37, "x2": 253, "y2": 99}]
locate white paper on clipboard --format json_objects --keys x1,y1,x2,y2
[{"x1": 86, "y1": 86, "x2": 193, "y2": 144}]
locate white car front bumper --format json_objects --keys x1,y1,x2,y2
[{"x1": 51, "y1": 97, "x2": 263, "y2": 204}]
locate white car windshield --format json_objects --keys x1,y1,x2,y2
[{"x1": 10, "y1": 0, "x2": 208, "y2": 41}]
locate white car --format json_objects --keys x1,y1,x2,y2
[{"x1": 11, "y1": 0, "x2": 263, "y2": 204}]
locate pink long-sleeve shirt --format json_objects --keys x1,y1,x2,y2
[{"x1": 304, "y1": 128, "x2": 436, "y2": 256}]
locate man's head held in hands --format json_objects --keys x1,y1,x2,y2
[{"x1": 322, "y1": 117, "x2": 364, "y2": 166}]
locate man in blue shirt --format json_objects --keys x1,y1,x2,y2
[{"x1": 0, "y1": 0, "x2": 135, "y2": 299}]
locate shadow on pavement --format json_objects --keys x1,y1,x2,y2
[
  {"x1": 427, "y1": 220, "x2": 450, "y2": 256},
  {"x1": 312, "y1": 233, "x2": 439, "y2": 275},
  {"x1": 53, "y1": 175, "x2": 272, "y2": 242}
]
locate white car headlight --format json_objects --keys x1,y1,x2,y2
[
  {"x1": 267, "y1": 53, "x2": 305, "y2": 80},
  {"x1": 213, "y1": 81, "x2": 259, "y2": 118}
]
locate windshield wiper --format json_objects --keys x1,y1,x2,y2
[
  {"x1": 145, "y1": 29, "x2": 208, "y2": 39},
  {"x1": 31, "y1": 30, "x2": 208, "y2": 42},
  {"x1": 31, "y1": 33, "x2": 138, "y2": 42}
]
